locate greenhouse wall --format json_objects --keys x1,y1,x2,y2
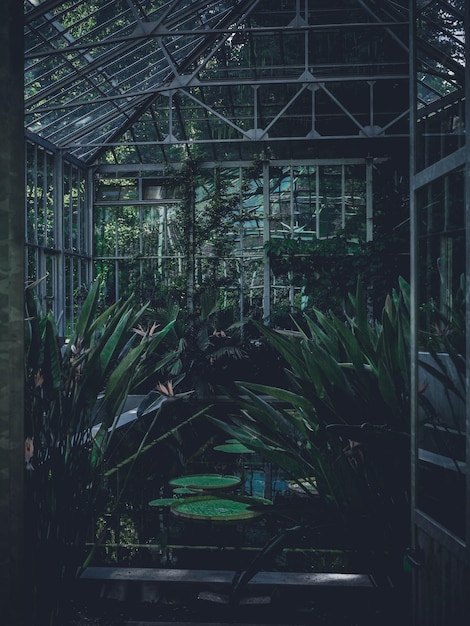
[{"x1": 25, "y1": 132, "x2": 92, "y2": 336}]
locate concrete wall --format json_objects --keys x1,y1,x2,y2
[{"x1": 0, "y1": 1, "x2": 25, "y2": 624}]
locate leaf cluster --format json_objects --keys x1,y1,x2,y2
[
  {"x1": 24, "y1": 275, "x2": 177, "y2": 623},
  {"x1": 265, "y1": 231, "x2": 408, "y2": 317},
  {"x1": 208, "y1": 278, "x2": 412, "y2": 554}
]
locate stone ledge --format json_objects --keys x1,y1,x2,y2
[{"x1": 80, "y1": 566, "x2": 379, "y2": 588}]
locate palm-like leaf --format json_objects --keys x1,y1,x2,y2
[
  {"x1": 208, "y1": 277, "x2": 412, "y2": 564},
  {"x1": 24, "y1": 276, "x2": 180, "y2": 625}
]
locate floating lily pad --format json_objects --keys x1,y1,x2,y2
[
  {"x1": 168, "y1": 474, "x2": 241, "y2": 491},
  {"x1": 148, "y1": 498, "x2": 180, "y2": 508},
  {"x1": 170, "y1": 495, "x2": 271, "y2": 521},
  {"x1": 172, "y1": 487, "x2": 198, "y2": 495}
]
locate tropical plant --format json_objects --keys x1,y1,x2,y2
[
  {"x1": 24, "y1": 276, "x2": 179, "y2": 625},
  {"x1": 207, "y1": 277, "x2": 412, "y2": 595},
  {"x1": 265, "y1": 229, "x2": 408, "y2": 319},
  {"x1": 140, "y1": 288, "x2": 249, "y2": 399}
]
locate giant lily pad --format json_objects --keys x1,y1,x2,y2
[
  {"x1": 148, "y1": 498, "x2": 181, "y2": 508},
  {"x1": 168, "y1": 474, "x2": 241, "y2": 491},
  {"x1": 170, "y1": 494, "x2": 271, "y2": 521},
  {"x1": 172, "y1": 487, "x2": 198, "y2": 495}
]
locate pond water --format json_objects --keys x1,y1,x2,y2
[{"x1": 89, "y1": 456, "x2": 344, "y2": 574}]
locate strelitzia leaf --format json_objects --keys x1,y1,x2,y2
[
  {"x1": 74, "y1": 275, "x2": 102, "y2": 338},
  {"x1": 237, "y1": 381, "x2": 314, "y2": 412},
  {"x1": 377, "y1": 360, "x2": 399, "y2": 416},
  {"x1": 332, "y1": 314, "x2": 365, "y2": 372},
  {"x1": 303, "y1": 314, "x2": 340, "y2": 360},
  {"x1": 96, "y1": 305, "x2": 137, "y2": 375}
]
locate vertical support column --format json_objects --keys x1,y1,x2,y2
[
  {"x1": 315, "y1": 166, "x2": 320, "y2": 238},
  {"x1": 253, "y1": 85, "x2": 259, "y2": 137},
  {"x1": 0, "y1": 1, "x2": 25, "y2": 624},
  {"x1": 409, "y1": 3, "x2": 419, "y2": 625},
  {"x1": 365, "y1": 157, "x2": 373, "y2": 242},
  {"x1": 238, "y1": 167, "x2": 245, "y2": 330},
  {"x1": 54, "y1": 149, "x2": 65, "y2": 336},
  {"x1": 87, "y1": 166, "x2": 95, "y2": 286},
  {"x1": 464, "y1": 0, "x2": 470, "y2": 559},
  {"x1": 409, "y1": 1, "x2": 418, "y2": 577},
  {"x1": 289, "y1": 165, "x2": 295, "y2": 310},
  {"x1": 341, "y1": 164, "x2": 346, "y2": 228},
  {"x1": 262, "y1": 159, "x2": 271, "y2": 322}
]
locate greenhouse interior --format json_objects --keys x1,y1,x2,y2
[{"x1": 0, "y1": 1, "x2": 469, "y2": 625}]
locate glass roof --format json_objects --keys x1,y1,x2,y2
[
  {"x1": 416, "y1": 0, "x2": 466, "y2": 105},
  {"x1": 25, "y1": 0, "x2": 414, "y2": 165}
]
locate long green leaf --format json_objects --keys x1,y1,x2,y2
[
  {"x1": 74, "y1": 276, "x2": 102, "y2": 338},
  {"x1": 237, "y1": 381, "x2": 314, "y2": 412}
]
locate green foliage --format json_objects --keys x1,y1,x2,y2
[
  {"x1": 265, "y1": 231, "x2": 408, "y2": 318},
  {"x1": 266, "y1": 158, "x2": 409, "y2": 320},
  {"x1": 141, "y1": 289, "x2": 247, "y2": 398},
  {"x1": 24, "y1": 275, "x2": 177, "y2": 625},
  {"x1": 208, "y1": 278, "x2": 412, "y2": 562}
]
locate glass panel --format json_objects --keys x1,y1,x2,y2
[
  {"x1": 79, "y1": 173, "x2": 87, "y2": 254},
  {"x1": 94, "y1": 259, "x2": 117, "y2": 307},
  {"x1": 64, "y1": 166, "x2": 72, "y2": 251},
  {"x1": 71, "y1": 167, "x2": 79, "y2": 252},
  {"x1": 241, "y1": 257, "x2": 264, "y2": 320},
  {"x1": 25, "y1": 142, "x2": 63, "y2": 278},
  {"x1": 318, "y1": 165, "x2": 342, "y2": 238},
  {"x1": 36, "y1": 148, "x2": 45, "y2": 246},
  {"x1": 295, "y1": 166, "x2": 318, "y2": 236},
  {"x1": 269, "y1": 167, "x2": 292, "y2": 239},
  {"x1": 141, "y1": 206, "x2": 163, "y2": 257},
  {"x1": 65, "y1": 256, "x2": 73, "y2": 335},
  {"x1": 62, "y1": 162, "x2": 88, "y2": 255},
  {"x1": 92, "y1": 162, "x2": 371, "y2": 312},
  {"x1": 26, "y1": 246, "x2": 38, "y2": 285},
  {"x1": 26, "y1": 142, "x2": 38, "y2": 245},
  {"x1": 416, "y1": 166, "x2": 466, "y2": 538},
  {"x1": 116, "y1": 207, "x2": 140, "y2": 256},
  {"x1": 344, "y1": 165, "x2": 366, "y2": 240},
  {"x1": 45, "y1": 152, "x2": 55, "y2": 248},
  {"x1": 416, "y1": 0, "x2": 466, "y2": 170},
  {"x1": 94, "y1": 206, "x2": 117, "y2": 257},
  {"x1": 133, "y1": 258, "x2": 164, "y2": 305},
  {"x1": 416, "y1": 96, "x2": 466, "y2": 171},
  {"x1": 95, "y1": 179, "x2": 139, "y2": 201},
  {"x1": 44, "y1": 254, "x2": 55, "y2": 313}
]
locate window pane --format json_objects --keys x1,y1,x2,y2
[{"x1": 416, "y1": 166, "x2": 466, "y2": 538}]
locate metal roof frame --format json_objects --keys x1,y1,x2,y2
[{"x1": 24, "y1": 0, "x2": 463, "y2": 166}]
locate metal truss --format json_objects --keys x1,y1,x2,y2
[{"x1": 25, "y1": 0, "x2": 412, "y2": 165}]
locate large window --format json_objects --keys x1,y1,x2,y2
[
  {"x1": 416, "y1": 166, "x2": 466, "y2": 539},
  {"x1": 412, "y1": 0, "x2": 468, "y2": 544},
  {"x1": 25, "y1": 136, "x2": 91, "y2": 335},
  {"x1": 415, "y1": 0, "x2": 466, "y2": 172},
  {"x1": 93, "y1": 160, "x2": 370, "y2": 321}
]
